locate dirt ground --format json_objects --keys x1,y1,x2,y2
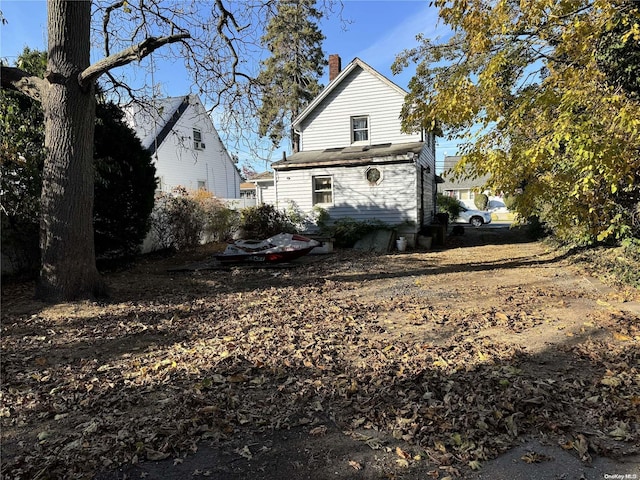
[{"x1": 2, "y1": 224, "x2": 639, "y2": 480}]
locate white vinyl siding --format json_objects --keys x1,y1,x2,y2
[
  {"x1": 299, "y1": 66, "x2": 422, "y2": 151},
  {"x1": 150, "y1": 99, "x2": 241, "y2": 198},
  {"x1": 275, "y1": 163, "x2": 419, "y2": 226},
  {"x1": 256, "y1": 180, "x2": 276, "y2": 205}
]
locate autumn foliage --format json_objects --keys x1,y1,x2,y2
[{"x1": 394, "y1": 0, "x2": 640, "y2": 244}]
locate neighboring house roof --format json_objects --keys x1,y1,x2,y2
[
  {"x1": 440, "y1": 155, "x2": 491, "y2": 190},
  {"x1": 240, "y1": 182, "x2": 256, "y2": 190},
  {"x1": 124, "y1": 96, "x2": 190, "y2": 153},
  {"x1": 272, "y1": 142, "x2": 424, "y2": 171},
  {"x1": 248, "y1": 171, "x2": 274, "y2": 183},
  {"x1": 292, "y1": 57, "x2": 408, "y2": 129}
]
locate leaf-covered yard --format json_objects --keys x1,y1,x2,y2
[{"x1": 2, "y1": 227, "x2": 639, "y2": 479}]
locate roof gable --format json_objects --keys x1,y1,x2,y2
[
  {"x1": 125, "y1": 94, "x2": 217, "y2": 154},
  {"x1": 293, "y1": 58, "x2": 408, "y2": 129}
]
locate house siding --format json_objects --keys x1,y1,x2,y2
[
  {"x1": 415, "y1": 140, "x2": 437, "y2": 227},
  {"x1": 152, "y1": 101, "x2": 240, "y2": 198},
  {"x1": 274, "y1": 162, "x2": 419, "y2": 226},
  {"x1": 299, "y1": 66, "x2": 422, "y2": 151},
  {"x1": 126, "y1": 95, "x2": 241, "y2": 199},
  {"x1": 256, "y1": 180, "x2": 277, "y2": 206}
]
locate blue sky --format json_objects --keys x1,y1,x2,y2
[{"x1": 0, "y1": 0, "x2": 458, "y2": 169}]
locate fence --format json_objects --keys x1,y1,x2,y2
[{"x1": 221, "y1": 198, "x2": 256, "y2": 210}]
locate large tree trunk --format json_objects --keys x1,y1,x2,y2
[{"x1": 37, "y1": 0, "x2": 106, "y2": 301}]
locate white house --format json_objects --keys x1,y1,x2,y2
[
  {"x1": 440, "y1": 155, "x2": 508, "y2": 211},
  {"x1": 125, "y1": 94, "x2": 241, "y2": 199},
  {"x1": 248, "y1": 171, "x2": 277, "y2": 206},
  {"x1": 269, "y1": 56, "x2": 438, "y2": 236}
]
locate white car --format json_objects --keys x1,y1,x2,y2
[{"x1": 456, "y1": 205, "x2": 492, "y2": 227}]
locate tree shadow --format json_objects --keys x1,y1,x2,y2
[{"x1": 2, "y1": 262, "x2": 638, "y2": 479}]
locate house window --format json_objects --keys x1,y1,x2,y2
[
  {"x1": 197, "y1": 180, "x2": 207, "y2": 191},
  {"x1": 351, "y1": 116, "x2": 369, "y2": 143},
  {"x1": 365, "y1": 167, "x2": 382, "y2": 185},
  {"x1": 193, "y1": 129, "x2": 205, "y2": 150},
  {"x1": 313, "y1": 176, "x2": 333, "y2": 205},
  {"x1": 459, "y1": 189, "x2": 474, "y2": 200}
]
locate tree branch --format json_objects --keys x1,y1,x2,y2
[
  {"x1": 102, "y1": 0, "x2": 126, "y2": 57},
  {"x1": 0, "y1": 65, "x2": 48, "y2": 102},
  {"x1": 78, "y1": 32, "x2": 190, "y2": 88}
]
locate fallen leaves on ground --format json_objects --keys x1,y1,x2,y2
[{"x1": 1, "y1": 247, "x2": 638, "y2": 479}]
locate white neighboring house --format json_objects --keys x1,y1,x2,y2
[
  {"x1": 248, "y1": 171, "x2": 276, "y2": 206},
  {"x1": 269, "y1": 56, "x2": 438, "y2": 238},
  {"x1": 125, "y1": 94, "x2": 241, "y2": 198},
  {"x1": 440, "y1": 155, "x2": 508, "y2": 211}
]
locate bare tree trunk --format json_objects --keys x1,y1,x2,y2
[{"x1": 37, "y1": 0, "x2": 105, "y2": 300}]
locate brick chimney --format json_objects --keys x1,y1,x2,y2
[{"x1": 329, "y1": 54, "x2": 341, "y2": 82}]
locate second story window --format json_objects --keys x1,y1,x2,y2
[
  {"x1": 351, "y1": 116, "x2": 369, "y2": 143},
  {"x1": 193, "y1": 129, "x2": 205, "y2": 150}
]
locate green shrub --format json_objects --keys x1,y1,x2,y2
[
  {"x1": 150, "y1": 188, "x2": 205, "y2": 250},
  {"x1": 204, "y1": 205, "x2": 240, "y2": 242},
  {"x1": 437, "y1": 193, "x2": 462, "y2": 221},
  {"x1": 150, "y1": 188, "x2": 242, "y2": 249},
  {"x1": 503, "y1": 194, "x2": 518, "y2": 210},
  {"x1": 93, "y1": 102, "x2": 156, "y2": 258},
  {"x1": 312, "y1": 206, "x2": 330, "y2": 230},
  {"x1": 239, "y1": 204, "x2": 297, "y2": 239},
  {"x1": 474, "y1": 193, "x2": 489, "y2": 210},
  {"x1": 192, "y1": 189, "x2": 240, "y2": 242},
  {"x1": 1, "y1": 68, "x2": 156, "y2": 273},
  {"x1": 322, "y1": 217, "x2": 389, "y2": 248}
]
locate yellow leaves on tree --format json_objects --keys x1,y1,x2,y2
[{"x1": 394, "y1": 0, "x2": 640, "y2": 244}]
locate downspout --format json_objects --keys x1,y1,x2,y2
[
  {"x1": 294, "y1": 128, "x2": 302, "y2": 152},
  {"x1": 274, "y1": 170, "x2": 279, "y2": 208}
]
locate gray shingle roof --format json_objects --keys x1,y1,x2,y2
[{"x1": 272, "y1": 142, "x2": 425, "y2": 170}]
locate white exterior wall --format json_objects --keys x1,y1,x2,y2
[
  {"x1": 299, "y1": 66, "x2": 422, "y2": 151},
  {"x1": 153, "y1": 101, "x2": 240, "y2": 198},
  {"x1": 274, "y1": 163, "x2": 419, "y2": 226},
  {"x1": 256, "y1": 180, "x2": 276, "y2": 206}
]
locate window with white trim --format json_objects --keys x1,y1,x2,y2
[
  {"x1": 193, "y1": 128, "x2": 204, "y2": 150},
  {"x1": 351, "y1": 116, "x2": 369, "y2": 143},
  {"x1": 313, "y1": 176, "x2": 333, "y2": 205},
  {"x1": 459, "y1": 189, "x2": 475, "y2": 200}
]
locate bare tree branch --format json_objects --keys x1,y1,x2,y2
[
  {"x1": 0, "y1": 65, "x2": 48, "y2": 102},
  {"x1": 78, "y1": 32, "x2": 190, "y2": 88},
  {"x1": 102, "y1": 0, "x2": 125, "y2": 56}
]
